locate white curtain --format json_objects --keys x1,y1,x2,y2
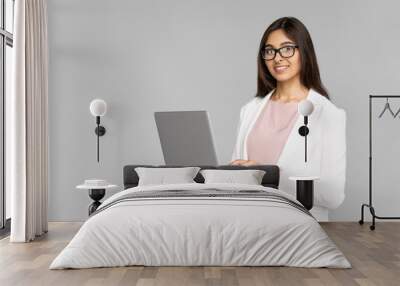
[{"x1": 8, "y1": 0, "x2": 49, "y2": 242}]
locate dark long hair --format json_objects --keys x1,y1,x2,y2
[{"x1": 256, "y1": 17, "x2": 329, "y2": 99}]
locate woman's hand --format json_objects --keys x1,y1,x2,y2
[
  {"x1": 230, "y1": 159, "x2": 247, "y2": 166},
  {"x1": 229, "y1": 159, "x2": 260, "y2": 166}
]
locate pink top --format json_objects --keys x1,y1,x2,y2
[{"x1": 247, "y1": 100, "x2": 299, "y2": 164}]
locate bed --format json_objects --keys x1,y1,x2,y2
[{"x1": 49, "y1": 165, "x2": 350, "y2": 269}]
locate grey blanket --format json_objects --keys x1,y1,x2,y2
[{"x1": 91, "y1": 188, "x2": 313, "y2": 218}]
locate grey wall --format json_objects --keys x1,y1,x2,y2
[{"x1": 48, "y1": 0, "x2": 400, "y2": 221}]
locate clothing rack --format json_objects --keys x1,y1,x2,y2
[{"x1": 359, "y1": 95, "x2": 400, "y2": 230}]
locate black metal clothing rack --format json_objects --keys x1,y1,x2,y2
[{"x1": 359, "y1": 95, "x2": 400, "y2": 230}]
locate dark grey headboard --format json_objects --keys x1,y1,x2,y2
[{"x1": 123, "y1": 165, "x2": 280, "y2": 189}]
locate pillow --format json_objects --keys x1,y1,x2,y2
[
  {"x1": 135, "y1": 167, "x2": 201, "y2": 186},
  {"x1": 200, "y1": 169, "x2": 266, "y2": 185}
]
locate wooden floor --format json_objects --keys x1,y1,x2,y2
[{"x1": 0, "y1": 222, "x2": 399, "y2": 286}]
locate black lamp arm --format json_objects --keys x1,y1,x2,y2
[
  {"x1": 94, "y1": 116, "x2": 106, "y2": 162},
  {"x1": 298, "y1": 115, "x2": 309, "y2": 162}
]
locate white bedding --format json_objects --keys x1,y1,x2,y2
[{"x1": 50, "y1": 183, "x2": 351, "y2": 269}]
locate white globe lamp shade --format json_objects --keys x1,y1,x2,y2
[
  {"x1": 298, "y1": 99, "x2": 314, "y2": 116},
  {"x1": 90, "y1": 99, "x2": 107, "y2": 117}
]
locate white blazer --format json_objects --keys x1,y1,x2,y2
[{"x1": 231, "y1": 88, "x2": 346, "y2": 221}]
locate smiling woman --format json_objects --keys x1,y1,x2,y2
[
  {"x1": 230, "y1": 17, "x2": 347, "y2": 221},
  {"x1": 256, "y1": 17, "x2": 329, "y2": 100}
]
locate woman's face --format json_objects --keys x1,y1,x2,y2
[{"x1": 264, "y1": 29, "x2": 301, "y2": 83}]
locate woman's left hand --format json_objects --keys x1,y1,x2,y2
[
  {"x1": 241, "y1": 160, "x2": 259, "y2": 166},
  {"x1": 230, "y1": 159, "x2": 259, "y2": 166}
]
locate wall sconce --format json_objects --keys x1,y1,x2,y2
[
  {"x1": 298, "y1": 100, "x2": 314, "y2": 162},
  {"x1": 89, "y1": 99, "x2": 107, "y2": 162}
]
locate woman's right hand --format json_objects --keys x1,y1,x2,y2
[
  {"x1": 229, "y1": 159, "x2": 259, "y2": 166},
  {"x1": 230, "y1": 159, "x2": 247, "y2": 166}
]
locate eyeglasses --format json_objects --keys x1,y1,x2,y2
[{"x1": 261, "y1": 45, "x2": 299, "y2": 61}]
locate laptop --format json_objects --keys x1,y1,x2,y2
[{"x1": 154, "y1": 111, "x2": 218, "y2": 166}]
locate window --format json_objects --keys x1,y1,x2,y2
[{"x1": 0, "y1": 0, "x2": 14, "y2": 233}]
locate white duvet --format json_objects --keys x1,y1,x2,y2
[{"x1": 50, "y1": 183, "x2": 351, "y2": 269}]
